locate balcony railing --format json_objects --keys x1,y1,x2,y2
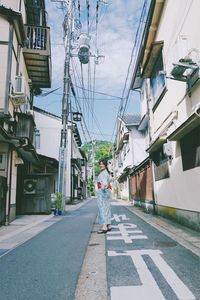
[
  {"x1": 23, "y1": 25, "x2": 51, "y2": 88},
  {"x1": 25, "y1": 26, "x2": 48, "y2": 51}
]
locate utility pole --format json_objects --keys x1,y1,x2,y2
[
  {"x1": 92, "y1": 140, "x2": 96, "y2": 185},
  {"x1": 52, "y1": 0, "x2": 105, "y2": 207},
  {"x1": 56, "y1": 0, "x2": 74, "y2": 212}
]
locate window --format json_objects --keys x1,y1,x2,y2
[
  {"x1": 180, "y1": 125, "x2": 200, "y2": 171},
  {"x1": 34, "y1": 129, "x2": 40, "y2": 149},
  {"x1": 152, "y1": 145, "x2": 169, "y2": 181},
  {"x1": 150, "y1": 52, "x2": 166, "y2": 106},
  {"x1": 0, "y1": 153, "x2": 7, "y2": 171}
]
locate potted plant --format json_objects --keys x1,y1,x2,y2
[{"x1": 54, "y1": 192, "x2": 62, "y2": 215}]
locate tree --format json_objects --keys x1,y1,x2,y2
[{"x1": 81, "y1": 140, "x2": 113, "y2": 176}]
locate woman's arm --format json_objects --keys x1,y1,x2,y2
[{"x1": 99, "y1": 171, "x2": 110, "y2": 189}]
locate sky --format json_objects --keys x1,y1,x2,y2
[{"x1": 34, "y1": 0, "x2": 148, "y2": 143}]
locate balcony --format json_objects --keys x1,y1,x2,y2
[{"x1": 23, "y1": 25, "x2": 52, "y2": 88}]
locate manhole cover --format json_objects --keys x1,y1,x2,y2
[{"x1": 154, "y1": 241, "x2": 177, "y2": 248}]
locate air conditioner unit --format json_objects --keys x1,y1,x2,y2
[
  {"x1": 10, "y1": 95, "x2": 26, "y2": 106},
  {"x1": 10, "y1": 76, "x2": 26, "y2": 106},
  {"x1": 163, "y1": 142, "x2": 173, "y2": 157},
  {"x1": 24, "y1": 179, "x2": 37, "y2": 194},
  {"x1": 14, "y1": 76, "x2": 25, "y2": 95}
]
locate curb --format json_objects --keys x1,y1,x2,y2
[{"x1": 125, "y1": 205, "x2": 200, "y2": 258}]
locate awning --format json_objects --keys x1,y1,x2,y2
[
  {"x1": 168, "y1": 109, "x2": 200, "y2": 141},
  {"x1": 0, "y1": 126, "x2": 39, "y2": 164},
  {"x1": 129, "y1": 157, "x2": 150, "y2": 175},
  {"x1": 71, "y1": 158, "x2": 82, "y2": 171},
  {"x1": 115, "y1": 132, "x2": 129, "y2": 154},
  {"x1": 146, "y1": 135, "x2": 167, "y2": 153},
  {"x1": 130, "y1": 65, "x2": 143, "y2": 90},
  {"x1": 130, "y1": 0, "x2": 165, "y2": 90},
  {"x1": 0, "y1": 126, "x2": 21, "y2": 147},
  {"x1": 18, "y1": 147, "x2": 39, "y2": 164},
  {"x1": 142, "y1": 41, "x2": 164, "y2": 78},
  {"x1": 0, "y1": 5, "x2": 26, "y2": 44},
  {"x1": 118, "y1": 166, "x2": 131, "y2": 182},
  {"x1": 138, "y1": 113, "x2": 149, "y2": 131},
  {"x1": 37, "y1": 154, "x2": 58, "y2": 171}
]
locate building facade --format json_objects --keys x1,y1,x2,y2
[
  {"x1": 114, "y1": 114, "x2": 145, "y2": 200},
  {"x1": 0, "y1": 0, "x2": 51, "y2": 224},
  {"x1": 34, "y1": 107, "x2": 87, "y2": 203},
  {"x1": 131, "y1": 0, "x2": 200, "y2": 230}
]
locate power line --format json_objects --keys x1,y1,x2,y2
[
  {"x1": 110, "y1": 0, "x2": 149, "y2": 143},
  {"x1": 74, "y1": 84, "x2": 122, "y2": 99},
  {"x1": 72, "y1": 57, "x2": 107, "y2": 140}
]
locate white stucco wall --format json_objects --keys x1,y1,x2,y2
[
  {"x1": 34, "y1": 111, "x2": 61, "y2": 160},
  {"x1": 150, "y1": 0, "x2": 200, "y2": 212},
  {"x1": 34, "y1": 110, "x2": 83, "y2": 199},
  {"x1": 131, "y1": 128, "x2": 147, "y2": 165},
  {"x1": 0, "y1": 18, "x2": 9, "y2": 111}
]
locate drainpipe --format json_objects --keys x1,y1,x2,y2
[
  {"x1": 4, "y1": 24, "x2": 14, "y2": 114},
  {"x1": 146, "y1": 80, "x2": 156, "y2": 214},
  {"x1": 5, "y1": 149, "x2": 13, "y2": 225},
  {"x1": 128, "y1": 174, "x2": 131, "y2": 202}
]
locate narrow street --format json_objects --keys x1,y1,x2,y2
[
  {"x1": 0, "y1": 200, "x2": 97, "y2": 300},
  {"x1": 0, "y1": 199, "x2": 199, "y2": 300}
]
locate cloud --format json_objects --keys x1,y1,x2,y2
[{"x1": 41, "y1": 0, "x2": 144, "y2": 141}]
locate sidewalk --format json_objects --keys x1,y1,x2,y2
[
  {"x1": 117, "y1": 199, "x2": 200, "y2": 257},
  {"x1": 0, "y1": 198, "x2": 92, "y2": 257}
]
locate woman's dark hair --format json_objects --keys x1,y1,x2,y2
[{"x1": 99, "y1": 160, "x2": 110, "y2": 173}]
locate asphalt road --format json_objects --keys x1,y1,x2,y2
[
  {"x1": 106, "y1": 204, "x2": 200, "y2": 300},
  {"x1": 0, "y1": 199, "x2": 97, "y2": 300}
]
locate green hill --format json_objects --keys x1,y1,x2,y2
[{"x1": 82, "y1": 140, "x2": 113, "y2": 175}]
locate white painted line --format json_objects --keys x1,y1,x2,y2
[
  {"x1": 107, "y1": 230, "x2": 143, "y2": 235},
  {"x1": 150, "y1": 251, "x2": 196, "y2": 300},
  {"x1": 108, "y1": 250, "x2": 195, "y2": 300},
  {"x1": 107, "y1": 235, "x2": 148, "y2": 243},
  {"x1": 107, "y1": 223, "x2": 148, "y2": 243},
  {"x1": 110, "y1": 285, "x2": 164, "y2": 300},
  {"x1": 111, "y1": 214, "x2": 130, "y2": 222}
]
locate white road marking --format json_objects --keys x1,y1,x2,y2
[
  {"x1": 111, "y1": 214, "x2": 130, "y2": 222},
  {"x1": 107, "y1": 223, "x2": 148, "y2": 244},
  {"x1": 108, "y1": 250, "x2": 195, "y2": 300}
]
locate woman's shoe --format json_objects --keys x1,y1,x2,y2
[
  {"x1": 107, "y1": 225, "x2": 112, "y2": 231},
  {"x1": 97, "y1": 228, "x2": 107, "y2": 234}
]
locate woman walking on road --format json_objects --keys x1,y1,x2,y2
[{"x1": 97, "y1": 160, "x2": 112, "y2": 234}]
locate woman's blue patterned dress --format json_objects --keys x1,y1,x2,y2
[{"x1": 97, "y1": 169, "x2": 111, "y2": 225}]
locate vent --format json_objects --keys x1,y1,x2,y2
[{"x1": 24, "y1": 179, "x2": 37, "y2": 194}]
